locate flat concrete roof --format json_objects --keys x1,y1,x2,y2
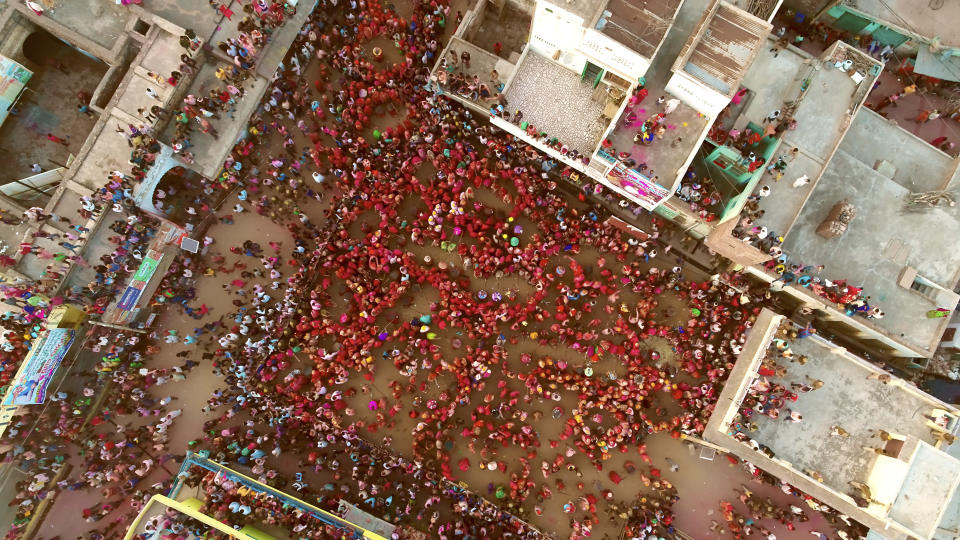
[
  {"x1": 736, "y1": 38, "x2": 806, "y2": 133},
  {"x1": 26, "y1": 0, "x2": 245, "y2": 59},
  {"x1": 141, "y1": 0, "x2": 228, "y2": 39},
  {"x1": 838, "y1": 109, "x2": 954, "y2": 194},
  {"x1": 735, "y1": 41, "x2": 866, "y2": 237},
  {"x1": 504, "y1": 52, "x2": 609, "y2": 155},
  {"x1": 137, "y1": 29, "x2": 188, "y2": 77},
  {"x1": 446, "y1": 37, "x2": 518, "y2": 92},
  {"x1": 781, "y1": 146, "x2": 960, "y2": 353},
  {"x1": 604, "y1": 84, "x2": 708, "y2": 186},
  {"x1": 748, "y1": 334, "x2": 950, "y2": 506},
  {"x1": 746, "y1": 150, "x2": 817, "y2": 237},
  {"x1": 847, "y1": 0, "x2": 960, "y2": 47},
  {"x1": 706, "y1": 310, "x2": 960, "y2": 539},
  {"x1": 601, "y1": 0, "x2": 710, "y2": 194},
  {"x1": 158, "y1": 59, "x2": 269, "y2": 178},
  {"x1": 786, "y1": 66, "x2": 857, "y2": 161},
  {"x1": 889, "y1": 443, "x2": 960, "y2": 539},
  {"x1": 38, "y1": 0, "x2": 128, "y2": 50}
]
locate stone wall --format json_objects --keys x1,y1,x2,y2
[
  {"x1": 504, "y1": 0, "x2": 536, "y2": 16},
  {"x1": 0, "y1": 11, "x2": 39, "y2": 69},
  {"x1": 781, "y1": 0, "x2": 833, "y2": 17}
]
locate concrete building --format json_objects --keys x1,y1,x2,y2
[
  {"x1": 595, "y1": 0, "x2": 769, "y2": 210},
  {"x1": 646, "y1": 20, "x2": 960, "y2": 361},
  {"x1": 706, "y1": 308, "x2": 960, "y2": 540},
  {"x1": 748, "y1": 108, "x2": 960, "y2": 359},
  {"x1": 718, "y1": 103, "x2": 960, "y2": 360},
  {"x1": 667, "y1": 0, "x2": 772, "y2": 117},
  {"x1": 432, "y1": 0, "x2": 685, "y2": 209},
  {"x1": 433, "y1": 0, "x2": 770, "y2": 211},
  {"x1": 659, "y1": 38, "x2": 879, "y2": 248},
  {"x1": 0, "y1": 1, "x2": 312, "y2": 328}
]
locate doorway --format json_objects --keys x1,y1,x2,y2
[{"x1": 581, "y1": 61, "x2": 604, "y2": 89}]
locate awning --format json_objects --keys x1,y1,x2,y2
[
  {"x1": 0, "y1": 55, "x2": 32, "y2": 129},
  {"x1": 4, "y1": 328, "x2": 77, "y2": 406},
  {"x1": 914, "y1": 46, "x2": 960, "y2": 83}
]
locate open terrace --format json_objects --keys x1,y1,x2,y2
[
  {"x1": 780, "y1": 138, "x2": 960, "y2": 355},
  {"x1": 709, "y1": 310, "x2": 960, "y2": 539},
  {"x1": 503, "y1": 51, "x2": 609, "y2": 156},
  {"x1": 747, "y1": 329, "x2": 950, "y2": 495},
  {"x1": 733, "y1": 40, "x2": 878, "y2": 238}
]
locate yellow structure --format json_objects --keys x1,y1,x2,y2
[
  {"x1": 124, "y1": 495, "x2": 276, "y2": 540},
  {"x1": 43, "y1": 304, "x2": 88, "y2": 329},
  {"x1": 125, "y1": 456, "x2": 390, "y2": 540}
]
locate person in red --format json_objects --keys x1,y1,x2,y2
[
  {"x1": 46, "y1": 133, "x2": 69, "y2": 146},
  {"x1": 632, "y1": 85, "x2": 648, "y2": 105},
  {"x1": 214, "y1": 0, "x2": 234, "y2": 20}
]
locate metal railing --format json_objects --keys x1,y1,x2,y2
[{"x1": 170, "y1": 451, "x2": 387, "y2": 540}]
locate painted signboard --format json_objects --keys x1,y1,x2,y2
[
  {"x1": 4, "y1": 328, "x2": 76, "y2": 406},
  {"x1": 0, "y1": 54, "x2": 32, "y2": 128},
  {"x1": 595, "y1": 149, "x2": 670, "y2": 210},
  {"x1": 115, "y1": 254, "x2": 163, "y2": 312}
]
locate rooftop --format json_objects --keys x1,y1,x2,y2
[
  {"x1": 888, "y1": 442, "x2": 960, "y2": 539},
  {"x1": 504, "y1": 51, "x2": 608, "y2": 155},
  {"x1": 708, "y1": 311, "x2": 960, "y2": 538},
  {"x1": 157, "y1": 57, "x2": 269, "y2": 178},
  {"x1": 19, "y1": 0, "x2": 231, "y2": 53},
  {"x1": 736, "y1": 41, "x2": 877, "y2": 237},
  {"x1": 598, "y1": 0, "x2": 712, "y2": 208},
  {"x1": 597, "y1": 0, "x2": 684, "y2": 58},
  {"x1": 842, "y1": 0, "x2": 960, "y2": 47},
  {"x1": 748, "y1": 332, "x2": 950, "y2": 500},
  {"x1": 779, "y1": 110, "x2": 960, "y2": 354},
  {"x1": 603, "y1": 86, "x2": 709, "y2": 193},
  {"x1": 837, "y1": 108, "x2": 955, "y2": 194},
  {"x1": 675, "y1": 1, "x2": 770, "y2": 97},
  {"x1": 34, "y1": 0, "x2": 128, "y2": 50}
]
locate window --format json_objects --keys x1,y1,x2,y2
[
  {"x1": 943, "y1": 327, "x2": 956, "y2": 342},
  {"x1": 910, "y1": 276, "x2": 936, "y2": 298},
  {"x1": 133, "y1": 19, "x2": 151, "y2": 35}
]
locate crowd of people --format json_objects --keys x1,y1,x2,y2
[
  {"x1": 0, "y1": 0, "x2": 878, "y2": 539},
  {"x1": 723, "y1": 322, "x2": 871, "y2": 540}
]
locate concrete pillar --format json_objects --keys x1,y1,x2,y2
[{"x1": 0, "y1": 12, "x2": 35, "y2": 66}]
